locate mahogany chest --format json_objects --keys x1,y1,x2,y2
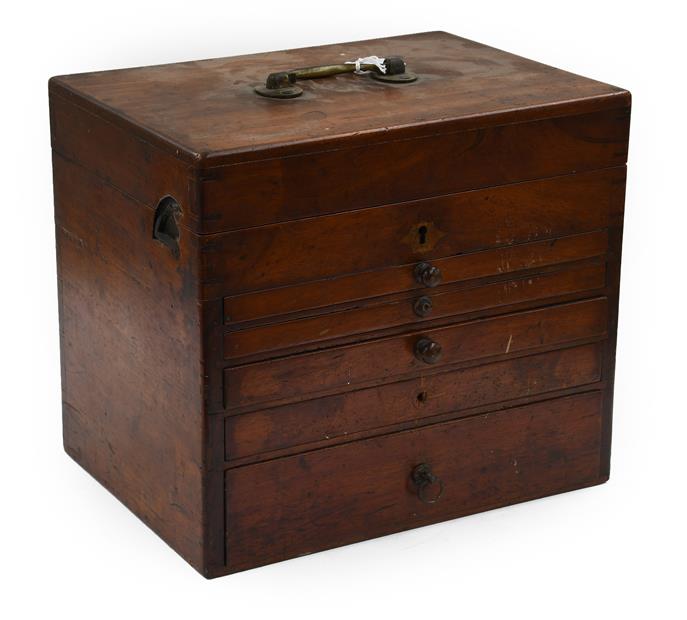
[{"x1": 50, "y1": 32, "x2": 630, "y2": 577}]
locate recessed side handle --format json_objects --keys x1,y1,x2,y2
[
  {"x1": 255, "y1": 55, "x2": 418, "y2": 98},
  {"x1": 153, "y1": 196, "x2": 181, "y2": 259}
]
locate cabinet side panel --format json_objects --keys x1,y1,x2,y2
[
  {"x1": 49, "y1": 89, "x2": 200, "y2": 230},
  {"x1": 600, "y1": 159, "x2": 628, "y2": 479},
  {"x1": 52, "y1": 146, "x2": 205, "y2": 571}
]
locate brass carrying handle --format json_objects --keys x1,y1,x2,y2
[{"x1": 255, "y1": 56, "x2": 417, "y2": 98}]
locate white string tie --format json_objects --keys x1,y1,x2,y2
[{"x1": 345, "y1": 55, "x2": 386, "y2": 74}]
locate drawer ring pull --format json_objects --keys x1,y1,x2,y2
[{"x1": 411, "y1": 463, "x2": 444, "y2": 504}]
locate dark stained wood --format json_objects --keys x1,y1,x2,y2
[
  {"x1": 49, "y1": 92, "x2": 200, "y2": 228},
  {"x1": 53, "y1": 153, "x2": 206, "y2": 571},
  {"x1": 225, "y1": 391, "x2": 604, "y2": 573},
  {"x1": 49, "y1": 33, "x2": 630, "y2": 234},
  {"x1": 224, "y1": 297, "x2": 608, "y2": 410},
  {"x1": 49, "y1": 32, "x2": 628, "y2": 163},
  {"x1": 226, "y1": 344, "x2": 602, "y2": 460},
  {"x1": 205, "y1": 168, "x2": 622, "y2": 298},
  {"x1": 223, "y1": 262, "x2": 606, "y2": 360},
  {"x1": 600, "y1": 174, "x2": 627, "y2": 479},
  {"x1": 223, "y1": 230, "x2": 609, "y2": 324},
  {"x1": 200, "y1": 110, "x2": 629, "y2": 232},
  {"x1": 50, "y1": 31, "x2": 629, "y2": 578}
]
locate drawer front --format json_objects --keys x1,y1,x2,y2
[
  {"x1": 201, "y1": 107, "x2": 629, "y2": 234},
  {"x1": 225, "y1": 391, "x2": 604, "y2": 572},
  {"x1": 225, "y1": 343, "x2": 603, "y2": 461},
  {"x1": 224, "y1": 262, "x2": 606, "y2": 360},
  {"x1": 203, "y1": 167, "x2": 623, "y2": 300},
  {"x1": 223, "y1": 297, "x2": 607, "y2": 410},
  {"x1": 223, "y1": 230, "x2": 608, "y2": 324}
]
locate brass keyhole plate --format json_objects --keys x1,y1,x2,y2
[{"x1": 402, "y1": 221, "x2": 446, "y2": 253}]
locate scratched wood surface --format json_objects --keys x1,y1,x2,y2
[
  {"x1": 53, "y1": 154, "x2": 206, "y2": 571},
  {"x1": 49, "y1": 32, "x2": 628, "y2": 162},
  {"x1": 225, "y1": 344, "x2": 603, "y2": 461},
  {"x1": 203, "y1": 167, "x2": 623, "y2": 298},
  {"x1": 50, "y1": 31, "x2": 629, "y2": 577},
  {"x1": 198, "y1": 109, "x2": 629, "y2": 233},
  {"x1": 222, "y1": 231, "x2": 609, "y2": 324},
  {"x1": 224, "y1": 297, "x2": 608, "y2": 410},
  {"x1": 225, "y1": 392, "x2": 604, "y2": 573},
  {"x1": 223, "y1": 262, "x2": 606, "y2": 361}
]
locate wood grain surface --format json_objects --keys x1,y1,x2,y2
[
  {"x1": 50, "y1": 31, "x2": 630, "y2": 577},
  {"x1": 223, "y1": 262, "x2": 606, "y2": 360},
  {"x1": 225, "y1": 344, "x2": 603, "y2": 460},
  {"x1": 222, "y1": 230, "x2": 609, "y2": 323},
  {"x1": 224, "y1": 297, "x2": 608, "y2": 410},
  {"x1": 53, "y1": 153, "x2": 206, "y2": 571},
  {"x1": 225, "y1": 392, "x2": 604, "y2": 573},
  {"x1": 204, "y1": 168, "x2": 622, "y2": 297},
  {"x1": 49, "y1": 32, "x2": 628, "y2": 162},
  {"x1": 199, "y1": 110, "x2": 629, "y2": 232}
]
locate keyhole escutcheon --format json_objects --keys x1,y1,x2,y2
[
  {"x1": 418, "y1": 225, "x2": 428, "y2": 245},
  {"x1": 402, "y1": 221, "x2": 446, "y2": 253}
]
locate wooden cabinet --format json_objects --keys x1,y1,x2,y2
[{"x1": 50, "y1": 31, "x2": 630, "y2": 577}]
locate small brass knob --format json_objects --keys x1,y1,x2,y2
[
  {"x1": 413, "y1": 295, "x2": 433, "y2": 318},
  {"x1": 414, "y1": 337, "x2": 442, "y2": 364},
  {"x1": 414, "y1": 262, "x2": 442, "y2": 288}
]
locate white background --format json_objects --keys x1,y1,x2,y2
[{"x1": 2, "y1": 1, "x2": 685, "y2": 618}]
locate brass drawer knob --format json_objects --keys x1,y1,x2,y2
[
  {"x1": 413, "y1": 295, "x2": 433, "y2": 318},
  {"x1": 414, "y1": 337, "x2": 442, "y2": 364},
  {"x1": 414, "y1": 262, "x2": 442, "y2": 288},
  {"x1": 411, "y1": 463, "x2": 444, "y2": 504}
]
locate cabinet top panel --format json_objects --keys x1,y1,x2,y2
[{"x1": 49, "y1": 31, "x2": 629, "y2": 166}]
